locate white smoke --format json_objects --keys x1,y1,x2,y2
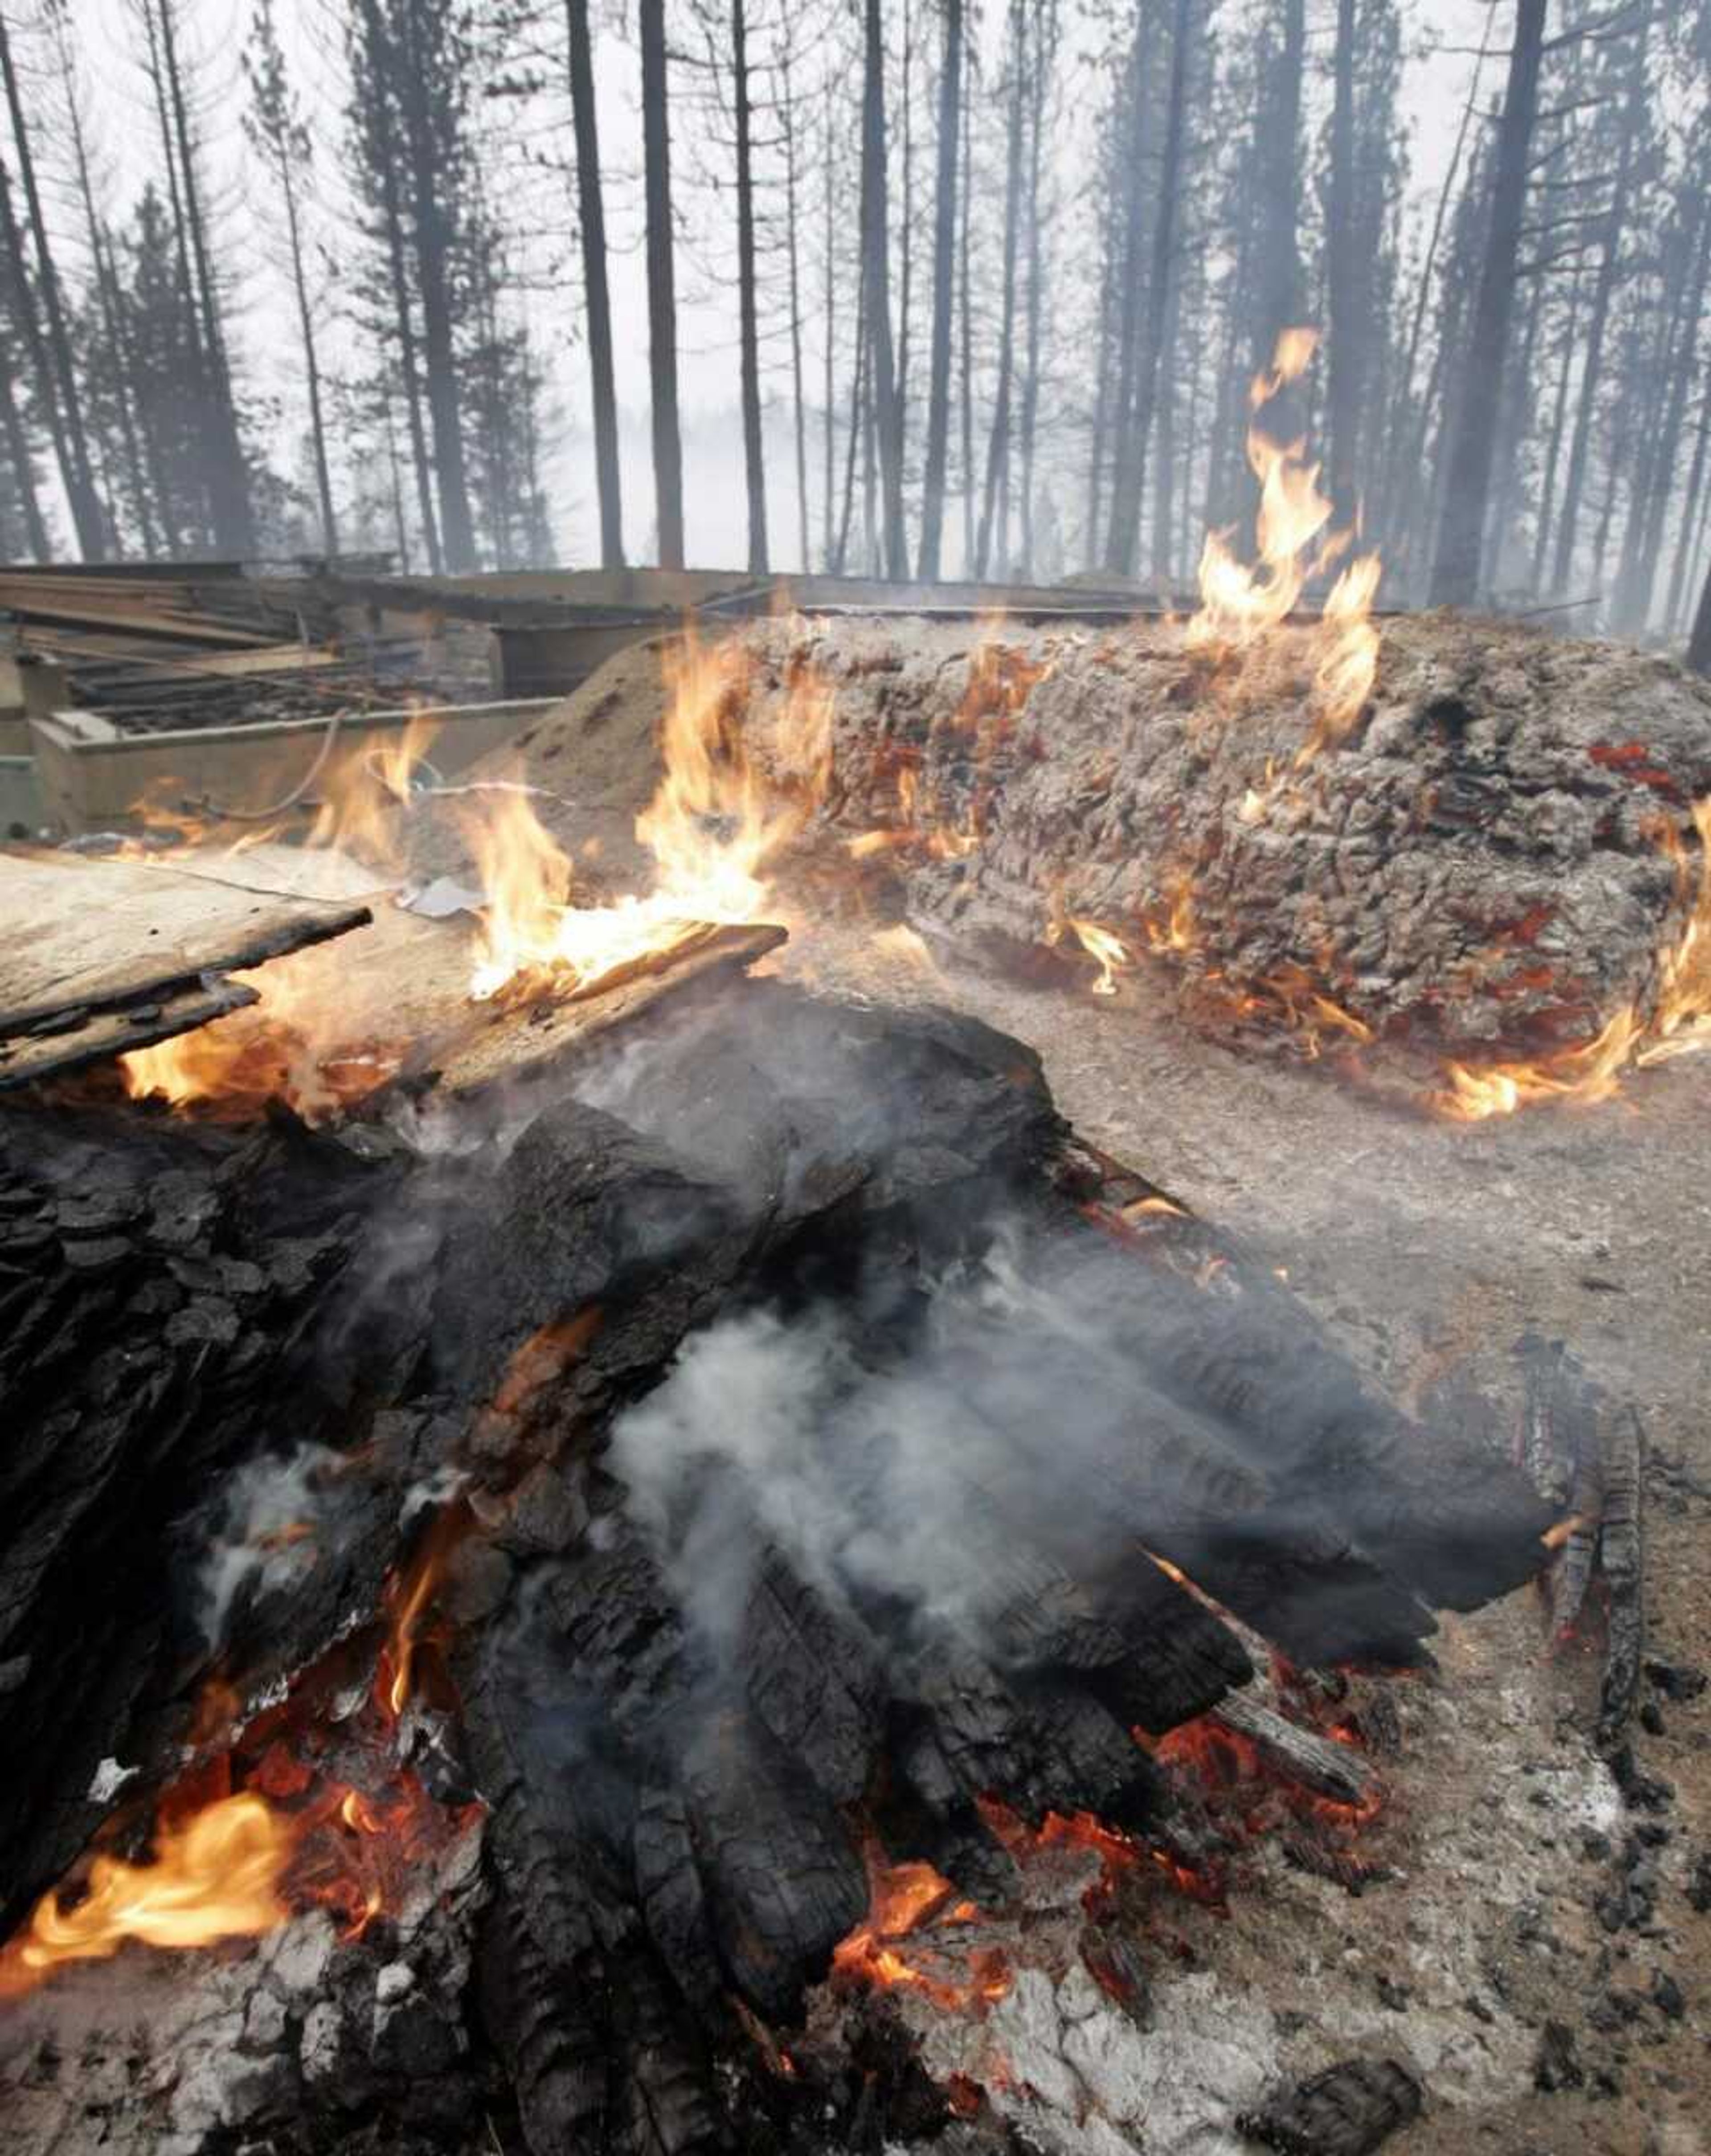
[
  {"x1": 606, "y1": 1224, "x2": 1183, "y2": 1669},
  {"x1": 197, "y1": 1442, "x2": 343, "y2": 1646}
]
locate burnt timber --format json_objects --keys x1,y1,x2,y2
[{"x1": 0, "y1": 968, "x2": 1555, "y2": 2153}]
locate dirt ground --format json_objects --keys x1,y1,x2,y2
[{"x1": 477, "y1": 632, "x2": 1711, "y2": 2155}]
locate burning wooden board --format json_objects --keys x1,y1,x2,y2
[
  {"x1": 416, "y1": 920, "x2": 788, "y2": 1099},
  {"x1": 0, "y1": 849, "x2": 372, "y2": 1088}
]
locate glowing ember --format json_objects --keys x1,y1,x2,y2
[
  {"x1": 831, "y1": 1843, "x2": 1010, "y2": 2013},
  {"x1": 1435, "y1": 800, "x2": 1711, "y2": 1118},
  {"x1": 1148, "y1": 1711, "x2": 1384, "y2": 1834}
]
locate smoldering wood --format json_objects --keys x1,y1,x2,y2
[
  {"x1": 704, "y1": 612, "x2": 1711, "y2": 1067},
  {"x1": 1595, "y1": 1401, "x2": 1645, "y2": 1754},
  {"x1": 0, "y1": 975, "x2": 1553, "y2": 2154},
  {"x1": 1213, "y1": 1693, "x2": 1380, "y2": 1810},
  {"x1": 1513, "y1": 1334, "x2": 1646, "y2": 1751}
]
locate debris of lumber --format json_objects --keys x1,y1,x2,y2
[
  {"x1": 0, "y1": 849, "x2": 371, "y2": 1088},
  {"x1": 0, "y1": 570, "x2": 275, "y2": 646},
  {"x1": 0, "y1": 979, "x2": 260, "y2": 1087},
  {"x1": 1215, "y1": 1693, "x2": 1382, "y2": 1811},
  {"x1": 1514, "y1": 1335, "x2": 1647, "y2": 1751}
]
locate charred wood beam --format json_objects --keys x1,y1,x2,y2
[{"x1": 1214, "y1": 1693, "x2": 1381, "y2": 1811}]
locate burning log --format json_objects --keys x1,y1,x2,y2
[
  {"x1": 520, "y1": 607, "x2": 1711, "y2": 1101},
  {"x1": 0, "y1": 972, "x2": 1556, "y2": 2153},
  {"x1": 1212, "y1": 1694, "x2": 1381, "y2": 1813}
]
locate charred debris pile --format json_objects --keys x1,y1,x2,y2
[{"x1": 0, "y1": 965, "x2": 1557, "y2": 2155}]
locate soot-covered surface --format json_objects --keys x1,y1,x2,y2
[{"x1": 0, "y1": 975, "x2": 1555, "y2": 2155}]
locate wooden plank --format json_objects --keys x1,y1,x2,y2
[
  {"x1": 422, "y1": 923, "x2": 789, "y2": 1099},
  {"x1": 0, "y1": 587, "x2": 270, "y2": 647},
  {"x1": 0, "y1": 977, "x2": 259, "y2": 1090},
  {"x1": 0, "y1": 849, "x2": 371, "y2": 1035}
]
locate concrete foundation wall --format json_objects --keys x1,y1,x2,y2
[{"x1": 27, "y1": 697, "x2": 556, "y2": 839}]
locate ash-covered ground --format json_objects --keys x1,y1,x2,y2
[{"x1": 797, "y1": 923, "x2": 1711, "y2": 2156}]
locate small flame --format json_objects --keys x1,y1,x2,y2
[
  {"x1": 119, "y1": 941, "x2": 405, "y2": 1121},
  {"x1": 1435, "y1": 796, "x2": 1711, "y2": 1118},
  {"x1": 1143, "y1": 879, "x2": 1197, "y2": 955},
  {"x1": 1051, "y1": 916, "x2": 1130, "y2": 996},
  {"x1": 303, "y1": 710, "x2": 439, "y2": 870}
]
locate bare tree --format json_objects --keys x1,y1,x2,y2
[
  {"x1": 732, "y1": 0, "x2": 767, "y2": 572},
  {"x1": 0, "y1": 1, "x2": 105, "y2": 555},
  {"x1": 916, "y1": 0, "x2": 962, "y2": 580},
  {"x1": 974, "y1": 0, "x2": 1026, "y2": 580},
  {"x1": 1103, "y1": 0, "x2": 1195, "y2": 580},
  {"x1": 245, "y1": 0, "x2": 338, "y2": 559},
  {"x1": 144, "y1": 0, "x2": 254, "y2": 555},
  {"x1": 1429, "y1": 0, "x2": 1548, "y2": 609},
  {"x1": 566, "y1": 0, "x2": 624, "y2": 567},
  {"x1": 641, "y1": 0, "x2": 685, "y2": 567},
  {"x1": 859, "y1": 0, "x2": 906, "y2": 577}
]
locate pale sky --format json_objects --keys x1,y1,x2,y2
[{"x1": 51, "y1": 0, "x2": 1512, "y2": 568}]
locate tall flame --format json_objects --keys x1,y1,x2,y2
[
  {"x1": 467, "y1": 630, "x2": 834, "y2": 1002},
  {"x1": 1186, "y1": 327, "x2": 1383, "y2": 762}
]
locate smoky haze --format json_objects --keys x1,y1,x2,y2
[{"x1": 4, "y1": 2, "x2": 1707, "y2": 650}]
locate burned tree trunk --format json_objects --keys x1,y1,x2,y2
[
  {"x1": 859, "y1": 0, "x2": 907, "y2": 581},
  {"x1": 916, "y1": 0, "x2": 962, "y2": 583},
  {"x1": 641, "y1": 0, "x2": 685, "y2": 571},
  {"x1": 732, "y1": 0, "x2": 768, "y2": 577},
  {"x1": 567, "y1": 0, "x2": 625, "y2": 570},
  {"x1": 719, "y1": 611, "x2": 1711, "y2": 1064},
  {"x1": 1428, "y1": 0, "x2": 1547, "y2": 609}
]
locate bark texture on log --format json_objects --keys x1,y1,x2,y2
[{"x1": 703, "y1": 612, "x2": 1711, "y2": 1058}]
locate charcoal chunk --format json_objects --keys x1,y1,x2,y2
[
  {"x1": 1240, "y1": 2057, "x2": 1423, "y2": 2155},
  {"x1": 1535, "y1": 2021, "x2": 1584, "y2": 2093}
]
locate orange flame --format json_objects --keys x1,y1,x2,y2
[
  {"x1": 0, "y1": 1794, "x2": 293, "y2": 1996},
  {"x1": 466, "y1": 631, "x2": 833, "y2": 1002},
  {"x1": 303, "y1": 709, "x2": 440, "y2": 870},
  {"x1": 1048, "y1": 915, "x2": 1131, "y2": 996},
  {"x1": 119, "y1": 939, "x2": 405, "y2": 1121},
  {"x1": 1186, "y1": 327, "x2": 1382, "y2": 762},
  {"x1": 1436, "y1": 798, "x2": 1711, "y2": 1118}
]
